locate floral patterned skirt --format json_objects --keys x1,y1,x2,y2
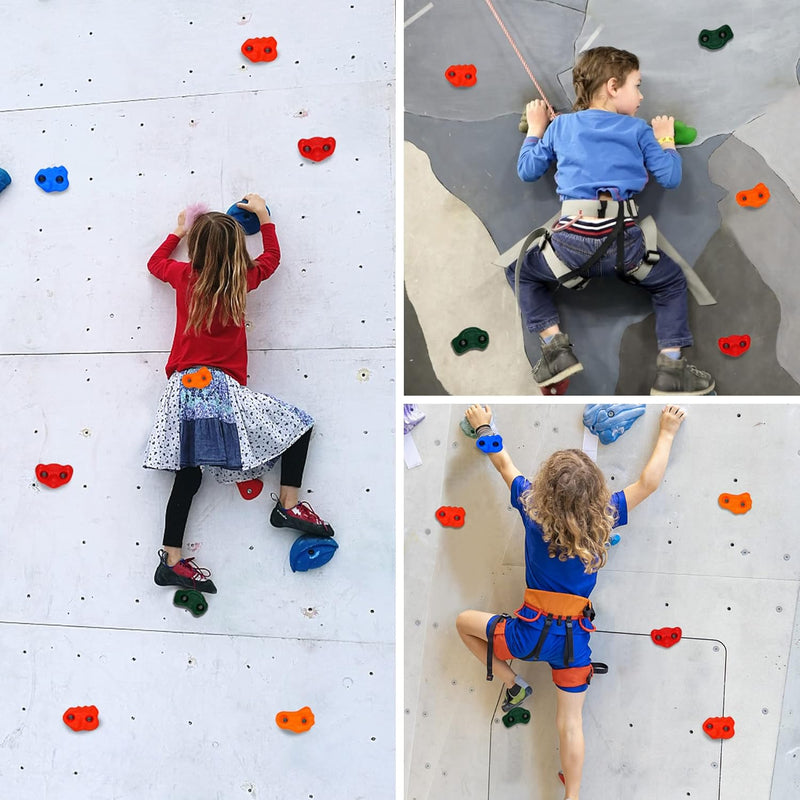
[{"x1": 143, "y1": 367, "x2": 314, "y2": 483}]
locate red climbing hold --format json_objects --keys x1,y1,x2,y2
[
  {"x1": 444, "y1": 64, "x2": 477, "y2": 87},
  {"x1": 541, "y1": 378, "x2": 569, "y2": 396},
  {"x1": 298, "y1": 137, "x2": 336, "y2": 162},
  {"x1": 718, "y1": 492, "x2": 752, "y2": 515},
  {"x1": 651, "y1": 627, "x2": 682, "y2": 648},
  {"x1": 36, "y1": 463, "x2": 73, "y2": 489},
  {"x1": 435, "y1": 506, "x2": 466, "y2": 528},
  {"x1": 275, "y1": 706, "x2": 315, "y2": 733},
  {"x1": 63, "y1": 705, "x2": 99, "y2": 731},
  {"x1": 736, "y1": 183, "x2": 770, "y2": 208},
  {"x1": 237, "y1": 479, "x2": 263, "y2": 500},
  {"x1": 703, "y1": 716, "x2": 735, "y2": 740},
  {"x1": 718, "y1": 335, "x2": 750, "y2": 357},
  {"x1": 241, "y1": 37, "x2": 278, "y2": 63}
]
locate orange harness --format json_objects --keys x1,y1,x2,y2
[{"x1": 486, "y1": 589, "x2": 595, "y2": 681}]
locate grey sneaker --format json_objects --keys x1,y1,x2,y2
[
  {"x1": 532, "y1": 332, "x2": 584, "y2": 387},
  {"x1": 650, "y1": 353, "x2": 715, "y2": 395}
]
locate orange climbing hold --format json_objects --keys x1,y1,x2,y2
[
  {"x1": 444, "y1": 64, "x2": 477, "y2": 87},
  {"x1": 63, "y1": 706, "x2": 99, "y2": 732},
  {"x1": 237, "y1": 479, "x2": 263, "y2": 500},
  {"x1": 275, "y1": 706, "x2": 315, "y2": 733},
  {"x1": 651, "y1": 626, "x2": 682, "y2": 648},
  {"x1": 718, "y1": 492, "x2": 752, "y2": 515},
  {"x1": 241, "y1": 37, "x2": 278, "y2": 62},
  {"x1": 703, "y1": 716, "x2": 735, "y2": 740},
  {"x1": 435, "y1": 506, "x2": 466, "y2": 528},
  {"x1": 36, "y1": 463, "x2": 73, "y2": 489},
  {"x1": 182, "y1": 367, "x2": 212, "y2": 389},
  {"x1": 736, "y1": 183, "x2": 770, "y2": 208}
]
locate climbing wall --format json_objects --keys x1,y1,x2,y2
[
  {"x1": 404, "y1": 403, "x2": 800, "y2": 799},
  {"x1": 0, "y1": 3, "x2": 395, "y2": 797},
  {"x1": 404, "y1": 0, "x2": 800, "y2": 395}
]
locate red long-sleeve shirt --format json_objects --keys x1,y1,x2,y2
[{"x1": 147, "y1": 223, "x2": 280, "y2": 385}]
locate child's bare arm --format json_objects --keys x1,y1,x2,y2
[
  {"x1": 623, "y1": 405, "x2": 685, "y2": 511},
  {"x1": 464, "y1": 404, "x2": 523, "y2": 490}
]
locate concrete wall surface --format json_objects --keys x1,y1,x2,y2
[
  {"x1": 0, "y1": 3, "x2": 395, "y2": 798},
  {"x1": 405, "y1": 403, "x2": 800, "y2": 800}
]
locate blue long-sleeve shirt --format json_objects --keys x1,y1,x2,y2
[{"x1": 517, "y1": 109, "x2": 681, "y2": 201}]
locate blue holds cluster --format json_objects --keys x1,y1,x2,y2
[
  {"x1": 583, "y1": 404, "x2": 646, "y2": 445},
  {"x1": 35, "y1": 166, "x2": 69, "y2": 193},
  {"x1": 0, "y1": 167, "x2": 11, "y2": 194},
  {"x1": 226, "y1": 198, "x2": 270, "y2": 235},
  {"x1": 476, "y1": 433, "x2": 502, "y2": 453},
  {"x1": 289, "y1": 534, "x2": 338, "y2": 572}
]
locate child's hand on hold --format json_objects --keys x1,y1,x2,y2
[
  {"x1": 174, "y1": 209, "x2": 187, "y2": 238},
  {"x1": 659, "y1": 405, "x2": 686, "y2": 437},
  {"x1": 651, "y1": 115, "x2": 675, "y2": 143},
  {"x1": 465, "y1": 403, "x2": 492, "y2": 430},
  {"x1": 525, "y1": 99, "x2": 550, "y2": 139},
  {"x1": 238, "y1": 193, "x2": 271, "y2": 224}
]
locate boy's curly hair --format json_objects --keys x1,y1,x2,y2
[
  {"x1": 572, "y1": 46, "x2": 639, "y2": 111},
  {"x1": 520, "y1": 449, "x2": 616, "y2": 573}
]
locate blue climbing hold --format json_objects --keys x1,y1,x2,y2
[
  {"x1": 610, "y1": 533, "x2": 621, "y2": 547},
  {"x1": 476, "y1": 433, "x2": 502, "y2": 453},
  {"x1": 227, "y1": 198, "x2": 269, "y2": 235},
  {"x1": 0, "y1": 167, "x2": 11, "y2": 194},
  {"x1": 289, "y1": 534, "x2": 339, "y2": 572},
  {"x1": 35, "y1": 166, "x2": 69, "y2": 193},
  {"x1": 583, "y1": 404, "x2": 646, "y2": 445}
]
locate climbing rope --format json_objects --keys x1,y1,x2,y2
[{"x1": 482, "y1": 0, "x2": 556, "y2": 119}]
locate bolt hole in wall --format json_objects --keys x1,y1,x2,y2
[
  {"x1": 0, "y1": 2, "x2": 394, "y2": 798},
  {"x1": 405, "y1": 403, "x2": 800, "y2": 799}
]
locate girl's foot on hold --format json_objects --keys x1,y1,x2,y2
[
  {"x1": 270, "y1": 495, "x2": 335, "y2": 538},
  {"x1": 501, "y1": 681, "x2": 533, "y2": 712},
  {"x1": 153, "y1": 549, "x2": 218, "y2": 594}
]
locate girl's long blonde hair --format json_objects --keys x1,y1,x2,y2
[
  {"x1": 572, "y1": 46, "x2": 639, "y2": 111},
  {"x1": 185, "y1": 212, "x2": 252, "y2": 333},
  {"x1": 520, "y1": 449, "x2": 616, "y2": 573}
]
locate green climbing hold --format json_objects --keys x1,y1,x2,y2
[
  {"x1": 673, "y1": 120, "x2": 697, "y2": 146},
  {"x1": 459, "y1": 417, "x2": 478, "y2": 439},
  {"x1": 502, "y1": 706, "x2": 531, "y2": 728},
  {"x1": 451, "y1": 327, "x2": 489, "y2": 356},
  {"x1": 173, "y1": 589, "x2": 208, "y2": 617},
  {"x1": 698, "y1": 25, "x2": 733, "y2": 50}
]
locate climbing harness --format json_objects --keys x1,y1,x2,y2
[
  {"x1": 486, "y1": 588, "x2": 596, "y2": 682},
  {"x1": 513, "y1": 198, "x2": 662, "y2": 306}
]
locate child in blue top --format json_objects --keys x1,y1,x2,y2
[
  {"x1": 510, "y1": 46, "x2": 714, "y2": 395},
  {"x1": 457, "y1": 403, "x2": 686, "y2": 800}
]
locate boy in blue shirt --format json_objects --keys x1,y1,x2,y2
[
  {"x1": 457, "y1": 403, "x2": 686, "y2": 800},
  {"x1": 511, "y1": 47, "x2": 714, "y2": 395}
]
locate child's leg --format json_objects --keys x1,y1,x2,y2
[
  {"x1": 162, "y1": 466, "x2": 203, "y2": 565},
  {"x1": 555, "y1": 687, "x2": 587, "y2": 800},
  {"x1": 455, "y1": 610, "x2": 518, "y2": 688},
  {"x1": 504, "y1": 249, "x2": 561, "y2": 337},
  {"x1": 635, "y1": 251, "x2": 692, "y2": 352},
  {"x1": 278, "y1": 428, "x2": 312, "y2": 508}
]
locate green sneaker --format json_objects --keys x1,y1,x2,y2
[{"x1": 502, "y1": 683, "x2": 532, "y2": 712}]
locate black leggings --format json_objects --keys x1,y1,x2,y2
[{"x1": 162, "y1": 428, "x2": 312, "y2": 548}]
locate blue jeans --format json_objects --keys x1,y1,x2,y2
[{"x1": 505, "y1": 224, "x2": 693, "y2": 350}]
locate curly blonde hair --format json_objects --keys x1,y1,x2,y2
[
  {"x1": 520, "y1": 449, "x2": 616, "y2": 573},
  {"x1": 572, "y1": 46, "x2": 639, "y2": 111},
  {"x1": 185, "y1": 212, "x2": 252, "y2": 333}
]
